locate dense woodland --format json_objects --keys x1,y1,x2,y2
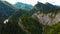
[{"x1": 0, "y1": 1, "x2": 60, "y2": 34}]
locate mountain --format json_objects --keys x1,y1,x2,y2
[
  {"x1": 1, "y1": 9, "x2": 27, "y2": 34},
  {"x1": 32, "y1": 2, "x2": 60, "y2": 26},
  {"x1": 32, "y1": 2, "x2": 60, "y2": 34},
  {"x1": 34, "y1": 2, "x2": 60, "y2": 13},
  {"x1": 1, "y1": 1, "x2": 60, "y2": 34},
  {"x1": 0, "y1": 8, "x2": 43, "y2": 34},
  {"x1": 55, "y1": 5, "x2": 60, "y2": 9},
  {"x1": 14, "y1": 2, "x2": 36, "y2": 16},
  {"x1": 0, "y1": 1, "x2": 16, "y2": 23},
  {"x1": 35, "y1": 2, "x2": 51, "y2": 11},
  {"x1": 14, "y1": 2, "x2": 33, "y2": 11}
]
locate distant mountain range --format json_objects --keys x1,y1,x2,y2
[{"x1": 14, "y1": 2, "x2": 33, "y2": 10}]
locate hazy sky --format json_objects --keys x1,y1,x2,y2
[{"x1": 5, "y1": 0, "x2": 60, "y2": 6}]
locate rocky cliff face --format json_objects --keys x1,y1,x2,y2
[
  {"x1": 32, "y1": 11, "x2": 60, "y2": 26},
  {"x1": 32, "y1": 2, "x2": 60, "y2": 26}
]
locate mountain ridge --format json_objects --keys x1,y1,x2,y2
[{"x1": 14, "y1": 2, "x2": 33, "y2": 10}]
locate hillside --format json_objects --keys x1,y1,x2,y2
[
  {"x1": 0, "y1": 1, "x2": 17, "y2": 23},
  {"x1": 32, "y1": 2, "x2": 60, "y2": 26},
  {"x1": 1, "y1": 9, "x2": 43, "y2": 34},
  {"x1": 0, "y1": 1, "x2": 60, "y2": 34}
]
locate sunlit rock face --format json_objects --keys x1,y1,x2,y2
[
  {"x1": 3, "y1": 19, "x2": 9, "y2": 24},
  {"x1": 32, "y1": 12, "x2": 60, "y2": 26}
]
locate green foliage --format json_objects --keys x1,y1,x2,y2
[
  {"x1": 44, "y1": 22, "x2": 60, "y2": 34},
  {"x1": 0, "y1": 14, "x2": 43, "y2": 34},
  {"x1": 20, "y1": 14, "x2": 43, "y2": 34},
  {"x1": 0, "y1": 9, "x2": 27, "y2": 34},
  {"x1": 1, "y1": 1, "x2": 60, "y2": 34}
]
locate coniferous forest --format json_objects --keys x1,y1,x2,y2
[{"x1": 0, "y1": 0, "x2": 60, "y2": 34}]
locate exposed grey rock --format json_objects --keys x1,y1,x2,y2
[{"x1": 32, "y1": 11, "x2": 60, "y2": 26}]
